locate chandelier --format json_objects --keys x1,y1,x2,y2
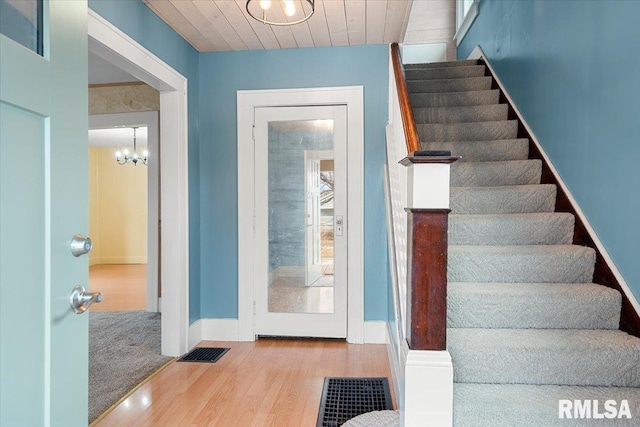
[
  {"x1": 115, "y1": 127, "x2": 148, "y2": 166},
  {"x1": 246, "y1": 0, "x2": 314, "y2": 26}
]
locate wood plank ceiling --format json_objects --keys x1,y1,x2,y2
[{"x1": 142, "y1": 0, "x2": 415, "y2": 52}]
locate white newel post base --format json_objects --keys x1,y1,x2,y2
[{"x1": 403, "y1": 349, "x2": 454, "y2": 427}]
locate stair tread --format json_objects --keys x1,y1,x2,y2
[
  {"x1": 449, "y1": 328, "x2": 640, "y2": 355},
  {"x1": 448, "y1": 329, "x2": 640, "y2": 387},
  {"x1": 454, "y1": 383, "x2": 640, "y2": 427}
]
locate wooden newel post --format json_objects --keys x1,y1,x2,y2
[{"x1": 401, "y1": 152, "x2": 459, "y2": 351}]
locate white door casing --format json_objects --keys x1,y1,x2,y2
[
  {"x1": 303, "y1": 150, "x2": 335, "y2": 289},
  {"x1": 305, "y1": 155, "x2": 322, "y2": 287},
  {"x1": 237, "y1": 86, "x2": 364, "y2": 343},
  {"x1": 88, "y1": 10, "x2": 189, "y2": 356},
  {"x1": 253, "y1": 106, "x2": 347, "y2": 338}
]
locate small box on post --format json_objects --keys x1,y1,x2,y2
[{"x1": 400, "y1": 150, "x2": 458, "y2": 210}]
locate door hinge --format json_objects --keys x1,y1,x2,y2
[
  {"x1": 252, "y1": 124, "x2": 255, "y2": 140},
  {"x1": 253, "y1": 300, "x2": 256, "y2": 315}
]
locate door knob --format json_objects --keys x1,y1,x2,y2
[
  {"x1": 70, "y1": 234, "x2": 92, "y2": 257},
  {"x1": 69, "y1": 285, "x2": 102, "y2": 314}
]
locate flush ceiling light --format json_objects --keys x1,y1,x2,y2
[{"x1": 246, "y1": 0, "x2": 314, "y2": 26}]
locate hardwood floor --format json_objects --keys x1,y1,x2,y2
[
  {"x1": 94, "y1": 339, "x2": 394, "y2": 427},
  {"x1": 89, "y1": 264, "x2": 147, "y2": 311}
]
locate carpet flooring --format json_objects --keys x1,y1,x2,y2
[{"x1": 89, "y1": 311, "x2": 172, "y2": 423}]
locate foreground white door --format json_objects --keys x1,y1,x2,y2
[
  {"x1": 254, "y1": 105, "x2": 347, "y2": 338},
  {"x1": 1, "y1": 1, "x2": 89, "y2": 426}
]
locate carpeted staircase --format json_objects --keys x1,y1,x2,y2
[{"x1": 405, "y1": 60, "x2": 640, "y2": 425}]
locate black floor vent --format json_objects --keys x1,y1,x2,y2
[
  {"x1": 178, "y1": 347, "x2": 229, "y2": 363},
  {"x1": 317, "y1": 377, "x2": 393, "y2": 427}
]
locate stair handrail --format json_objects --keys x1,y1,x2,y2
[{"x1": 391, "y1": 43, "x2": 421, "y2": 154}]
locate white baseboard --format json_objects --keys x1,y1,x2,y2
[
  {"x1": 386, "y1": 322, "x2": 405, "y2": 414},
  {"x1": 189, "y1": 318, "x2": 240, "y2": 348},
  {"x1": 188, "y1": 318, "x2": 384, "y2": 346},
  {"x1": 468, "y1": 45, "x2": 640, "y2": 319},
  {"x1": 363, "y1": 320, "x2": 388, "y2": 344},
  {"x1": 404, "y1": 349, "x2": 453, "y2": 427},
  {"x1": 188, "y1": 319, "x2": 202, "y2": 350}
]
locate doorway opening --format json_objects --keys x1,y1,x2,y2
[{"x1": 88, "y1": 112, "x2": 159, "y2": 313}]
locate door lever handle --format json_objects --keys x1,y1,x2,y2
[{"x1": 69, "y1": 285, "x2": 102, "y2": 314}]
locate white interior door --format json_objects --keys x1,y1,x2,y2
[
  {"x1": 1, "y1": 1, "x2": 89, "y2": 425},
  {"x1": 253, "y1": 105, "x2": 347, "y2": 338}
]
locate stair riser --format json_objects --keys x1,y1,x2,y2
[
  {"x1": 406, "y1": 65, "x2": 486, "y2": 81},
  {"x1": 454, "y1": 384, "x2": 640, "y2": 427},
  {"x1": 418, "y1": 120, "x2": 518, "y2": 142},
  {"x1": 413, "y1": 104, "x2": 508, "y2": 124},
  {"x1": 450, "y1": 344, "x2": 640, "y2": 387},
  {"x1": 422, "y1": 140, "x2": 530, "y2": 162},
  {"x1": 449, "y1": 213, "x2": 575, "y2": 245},
  {"x1": 451, "y1": 160, "x2": 542, "y2": 187},
  {"x1": 451, "y1": 185, "x2": 557, "y2": 214},
  {"x1": 448, "y1": 246, "x2": 596, "y2": 283},
  {"x1": 449, "y1": 329, "x2": 640, "y2": 387},
  {"x1": 411, "y1": 90, "x2": 500, "y2": 108},
  {"x1": 408, "y1": 77, "x2": 493, "y2": 93},
  {"x1": 448, "y1": 283, "x2": 621, "y2": 329}
]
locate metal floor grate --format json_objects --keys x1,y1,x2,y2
[
  {"x1": 177, "y1": 347, "x2": 229, "y2": 363},
  {"x1": 317, "y1": 377, "x2": 393, "y2": 427}
]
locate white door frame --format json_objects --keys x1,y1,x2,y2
[
  {"x1": 304, "y1": 149, "x2": 333, "y2": 287},
  {"x1": 88, "y1": 10, "x2": 189, "y2": 357},
  {"x1": 88, "y1": 112, "x2": 160, "y2": 313},
  {"x1": 237, "y1": 86, "x2": 364, "y2": 343}
]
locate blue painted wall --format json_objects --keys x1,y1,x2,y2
[
  {"x1": 88, "y1": 0, "x2": 202, "y2": 322},
  {"x1": 459, "y1": 0, "x2": 640, "y2": 302},
  {"x1": 198, "y1": 46, "x2": 390, "y2": 320}
]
